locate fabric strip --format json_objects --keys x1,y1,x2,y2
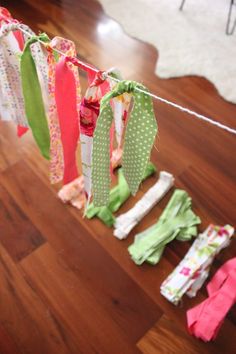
[
  {"x1": 55, "y1": 56, "x2": 80, "y2": 184},
  {"x1": 187, "y1": 257, "x2": 236, "y2": 342},
  {"x1": 114, "y1": 171, "x2": 174, "y2": 239}
]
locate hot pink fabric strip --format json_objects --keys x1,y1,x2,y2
[
  {"x1": 55, "y1": 57, "x2": 80, "y2": 184},
  {"x1": 187, "y1": 257, "x2": 236, "y2": 342}
]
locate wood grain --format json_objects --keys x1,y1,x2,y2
[{"x1": 0, "y1": 0, "x2": 235, "y2": 353}]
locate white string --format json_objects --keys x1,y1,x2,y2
[{"x1": 18, "y1": 25, "x2": 236, "y2": 136}]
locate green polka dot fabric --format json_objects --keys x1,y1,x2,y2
[{"x1": 92, "y1": 80, "x2": 158, "y2": 207}]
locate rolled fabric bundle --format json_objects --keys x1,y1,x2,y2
[
  {"x1": 58, "y1": 176, "x2": 85, "y2": 210},
  {"x1": 114, "y1": 171, "x2": 174, "y2": 240},
  {"x1": 160, "y1": 224, "x2": 234, "y2": 305},
  {"x1": 187, "y1": 257, "x2": 236, "y2": 342},
  {"x1": 128, "y1": 189, "x2": 201, "y2": 265},
  {"x1": 86, "y1": 162, "x2": 156, "y2": 226}
]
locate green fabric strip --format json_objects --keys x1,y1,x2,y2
[
  {"x1": 20, "y1": 33, "x2": 50, "y2": 159},
  {"x1": 92, "y1": 80, "x2": 158, "y2": 207},
  {"x1": 128, "y1": 189, "x2": 201, "y2": 265},
  {"x1": 86, "y1": 162, "x2": 156, "y2": 226}
]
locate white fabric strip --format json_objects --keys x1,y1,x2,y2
[
  {"x1": 160, "y1": 224, "x2": 234, "y2": 305},
  {"x1": 0, "y1": 23, "x2": 49, "y2": 125},
  {"x1": 114, "y1": 171, "x2": 175, "y2": 240},
  {"x1": 0, "y1": 24, "x2": 28, "y2": 126}
]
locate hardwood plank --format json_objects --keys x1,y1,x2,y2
[
  {"x1": 0, "y1": 323, "x2": 21, "y2": 354},
  {"x1": 20, "y1": 243, "x2": 142, "y2": 354},
  {"x1": 0, "y1": 160, "x2": 161, "y2": 344},
  {"x1": 0, "y1": 242, "x2": 83, "y2": 354},
  {"x1": 0, "y1": 184, "x2": 45, "y2": 262},
  {"x1": 0, "y1": 122, "x2": 34, "y2": 172},
  {"x1": 137, "y1": 314, "x2": 236, "y2": 354}
]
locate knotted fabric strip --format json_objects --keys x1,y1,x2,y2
[
  {"x1": 0, "y1": 23, "x2": 28, "y2": 127},
  {"x1": 160, "y1": 224, "x2": 234, "y2": 305},
  {"x1": 20, "y1": 33, "x2": 50, "y2": 159},
  {"x1": 55, "y1": 56, "x2": 80, "y2": 184},
  {"x1": 187, "y1": 257, "x2": 236, "y2": 342},
  {"x1": 86, "y1": 162, "x2": 156, "y2": 226},
  {"x1": 92, "y1": 80, "x2": 158, "y2": 206},
  {"x1": 47, "y1": 37, "x2": 81, "y2": 184},
  {"x1": 0, "y1": 11, "x2": 28, "y2": 136},
  {"x1": 114, "y1": 171, "x2": 174, "y2": 239},
  {"x1": 0, "y1": 19, "x2": 48, "y2": 136},
  {"x1": 128, "y1": 189, "x2": 201, "y2": 265},
  {"x1": 79, "y1": 69, "x2": 111, "y2": 200}
]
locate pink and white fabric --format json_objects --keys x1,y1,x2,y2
[
  {"x1": 187, "y1": 257, "x2": 236, "y2": 342},
  {"x1": 160, "y1": 224, "x2": 234, "y2": 305},
  {"x1": 0, "y1": 22, "x2": 28, "y2": 127},
  {"x1": 0, "y1": 20, "x2": 49, "y2": 130}
]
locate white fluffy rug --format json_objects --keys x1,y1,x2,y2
[{"x1": 98, "y1": 0, "x2": 236, "y2": 104}]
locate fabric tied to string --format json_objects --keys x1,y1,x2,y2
[
  {"x1": 128, "y1": 189, "x2": 201, "y2": 265},
  {"x1": 86, "y1": 162, "x2": 156, "y2": 226},
  {"x1": 114, "y1": 171, "x2": 174, "y2": 239},
  {"x1": 55, "y1": 56, "x2": 80, "y2": 184},
  {"x1": 79, "y1": 68, "x2": 125, "y2": 201},
  {"x1": 79, "y1": 69, "x2": 111, "y2": 200},
  {"x1": 92, "y1": 80, "x2": 158, "y2": 207},
  {"x1": 187, "y1": 257, "x2": 236, "y2": 342},
  {"x1": 160, "y1": 224, "x2": 234, "y2": 305},
  {"x1": 0, "y1": 22, "x2": 28, "y2": 127},
  {"x1": 20, "y1": 33, "x2": 50, "y2": 159},
  {"x1": 47, "y1": 37, "x2": 81, "y2": 184}
]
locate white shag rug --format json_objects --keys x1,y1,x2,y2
[{"x1": 98, "y1": 0, "x2": 236, "y2": 104}]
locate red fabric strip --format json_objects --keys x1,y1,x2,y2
[{"x1": 55, "y1": 57, "x2": 80, "y2": 184}]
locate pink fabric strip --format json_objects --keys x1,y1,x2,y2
[
  {"x1": 55, "y1": 57, "x2": 80, "y2": 184},
  {"x1": 187, "y1": 257, "x2": 236, "y2": 342}
]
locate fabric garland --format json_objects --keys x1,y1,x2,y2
[
  {"x1": 160, "y1": 224, "x2": 234, "y2": 305},
  {"x1": 128, "y1": 189, "x2": 201, "y2": 265}
]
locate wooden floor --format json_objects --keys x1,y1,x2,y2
[{"x1": 0, "y1": 0, "x2": 236, "y2": 353}]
